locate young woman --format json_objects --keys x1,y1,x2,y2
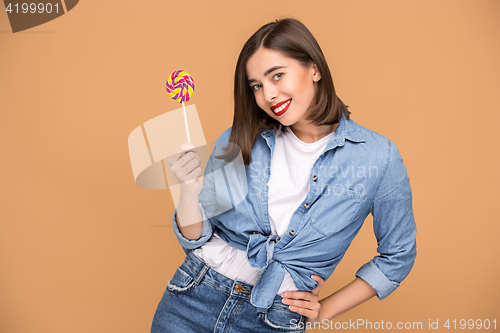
[{"x1": 152, "y1": 18, "x2": 416, "y2": 332}]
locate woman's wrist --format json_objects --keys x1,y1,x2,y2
[
  {"x1": 320, "y1": 277, "x2": 377, "y2": 321},
  {"x1": 179, "y1": 182, "x2": 201, "y2": 201}
]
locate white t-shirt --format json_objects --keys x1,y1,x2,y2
[{"x1": 193, "y1": 126, "x2": 333, "y2": 295}]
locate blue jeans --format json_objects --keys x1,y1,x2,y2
[{"x1": 151, "y1": 251, "x2": 306, "y2": 332}]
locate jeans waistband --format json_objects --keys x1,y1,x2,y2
[{"x1": 182, "y1": 250, "x2": 288, "y2": 311}]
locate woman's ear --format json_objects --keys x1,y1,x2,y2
[{"x1": 312, "y1": 63, "x2": 322, "y2": 82}]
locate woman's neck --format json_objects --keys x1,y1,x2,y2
[{"x1": 290, "y1": 121, "x2": 338, "y2": 143}]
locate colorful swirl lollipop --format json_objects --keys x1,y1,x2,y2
[
  {"x1": 166, "y1": 70, "x2": 195, "y2": 143},
  {"x1": 166, "y1": 70, "x2": 194, "y2": 103}
]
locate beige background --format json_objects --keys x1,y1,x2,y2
[{"x1": 1, "y1": 0, "x2": 499, "y2": 332}]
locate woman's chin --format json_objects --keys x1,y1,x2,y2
[
  {"x1": 273, "y1": 115, "x2": 294, "y2": 127},
  {"x1": 266, "y1": 111, "x2": 295, "y2": 127},
  {"x1": 278, "y1": 119, "x2": 296, "y2": 127}
]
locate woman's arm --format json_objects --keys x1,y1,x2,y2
[
  {"x1": 319, "y1": 277, "x2": 376, "y2": 320},
  {"x1": 284, "y1": 141, "x2": 416, "y2": 322},
  {"x1": 175, "y1": 187, "x2": 203, "y2": 240},
  {"x1": 167, "y1": 141, "x2": 204, "y2": 240}
]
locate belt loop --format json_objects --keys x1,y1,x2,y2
[{"x1": 194, "y1": 264, "x2": 209, "y2": 285}]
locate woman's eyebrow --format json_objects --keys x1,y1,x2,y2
[
  {"x1": 264, "y1": 66, "x2": 286, "y2": 77},
  {"x1": 248, "y1": 66, "x2": 286, "y2": 84}
]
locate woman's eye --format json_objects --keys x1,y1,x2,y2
[
  {"x1": 273, "y1": 73, "x2": 283, "y2": 81},
  {"x1": 251, "y1": 84, "x2": 262, "y2": 91}
]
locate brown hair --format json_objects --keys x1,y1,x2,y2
[{"x1": 217, "y1": 18, "x2": 350, "y2": 165}]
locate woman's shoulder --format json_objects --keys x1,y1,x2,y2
[
  {"x1": 347, "y1": 119, "x2": 410, "y2": 180},
  {"x1": 344, "y1": 118, "x2": 409, "y2": 174},
  {"x1": 347, "y1": 118, "x2": 396, "y2": 150}
]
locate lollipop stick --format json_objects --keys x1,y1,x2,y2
[{"x1": 182, "y1": 101, "x2": 191, "y2": 143}]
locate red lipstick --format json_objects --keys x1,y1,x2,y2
[{"x1": 270, "y1": 99, "x2": 292, "y2": 116}]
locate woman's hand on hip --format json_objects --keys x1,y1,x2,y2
[{"x1": 281, "y1": 275, "x2": 327, "y2": 324}]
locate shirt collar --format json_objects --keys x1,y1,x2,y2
[
  {"x1": 260, "y1": 112, "x2": 365, "y2": 149},
  {"x1": 327, "y1": 111, "x2": 365, "y2": 149}
]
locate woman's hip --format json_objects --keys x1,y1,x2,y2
[{"x1": 151, "y1": 251, "x2": 306, "y2": 332}]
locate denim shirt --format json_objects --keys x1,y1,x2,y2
[{"x1": 172, "y1": 112, "x2": 417, "y2": 313}]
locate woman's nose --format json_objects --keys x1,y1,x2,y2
[{"x1": 263, "y1": 85, "x2": 278, "y2": 103}]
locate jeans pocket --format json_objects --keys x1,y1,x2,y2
[
  {"x1": 166, "y1": 266, "x2": 197, "y2": 294},
  {"x1": 260, "y1": 305, "x2": 305, "y2": 332}
]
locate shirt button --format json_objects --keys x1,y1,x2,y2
[
  {"x1": 312, "y1": 175, "x2": 318, "y2": 182},
  {"x1": 303, "y1": 203, "x2": 309, "y2": 209},
  {"x1": 252, "y1": 231, "x2": 259, "y2": 234},
  {"x1": 289, "y1": 230, "x2": 295, "y2": 236},
  {"x1": 246, "y1": 254, "x2": 249, "y2": 259}
]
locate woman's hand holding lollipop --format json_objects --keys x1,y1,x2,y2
[{"x1": 167, "y1": 140, "x2": 202, "y2": 198}]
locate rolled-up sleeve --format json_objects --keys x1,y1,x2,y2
[{"x1": 356, "y1": 140, "x2": 417, "y2": 300}]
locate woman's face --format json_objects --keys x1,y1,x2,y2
[{"x1": 246, "y1": 47, "x2": 321, "y2": 127}]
